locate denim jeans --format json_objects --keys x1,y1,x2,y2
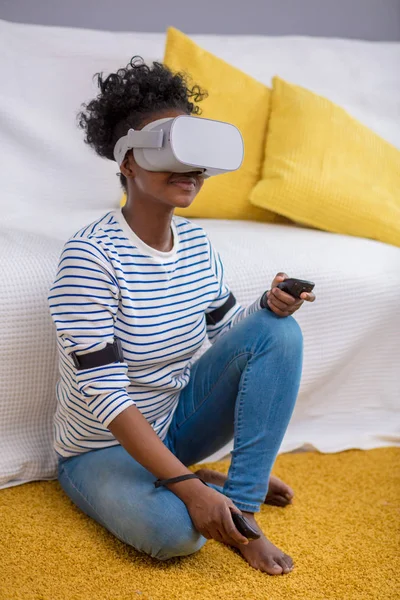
[{"x1": 57, "y1": 309, "x2": 303, "y2": 560}]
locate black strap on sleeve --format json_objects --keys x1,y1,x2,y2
[
  {"x1": 154, "y1": 474, "x2": 208, "y2": 488},
  {"x1": 206, "y1": 292, "x2": 237, "y2": 326},
  {"x1": 70, "y1": 337, "x2": 124, "y2": 370}
]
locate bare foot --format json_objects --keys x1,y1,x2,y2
[
  {"x1": 228, "y1": 512, "x2": 294, "y2": 575},
  {"x1": 195, "y1": 468, "x2": 294, "y2": 507},
  {"x1": 265, "y1": 475, "x2": 294, "y2": 507}
]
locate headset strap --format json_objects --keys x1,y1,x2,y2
[{"x1": 113, "y1": 129, "x2": 163, "y2": 166}]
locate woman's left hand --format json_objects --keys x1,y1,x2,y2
[{"x1": 266, "y1": 272, "x2": 316, "y2": 318}]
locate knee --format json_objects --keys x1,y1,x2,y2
[
  {"x1": 150, "y1": 527, "x2": 206, "y2": 561},
  {"x1": 120, "y1": 498, "x2": 206, "y2": 561},
  {"x1": 279, "y1": 314, "x2": 303, "y2": 350},
  {"x1": 132, "y1": 520, "x2": 206, "y2": 561},
  {"x1": 273, "y1": 315, "x2": 303, "y2": 361},
  {"x1": 254, "y1": 310, "x2": 303, "y2": 353}
]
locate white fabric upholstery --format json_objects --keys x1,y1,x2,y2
[
  {"x1": 196, "y1": 221, "x2": 400, "y2": 462},
  {"x1": 0, "y1": 229, "x2": 60, "y2": 486},
  {"x1": 1, "y1": 19, "x2": 399, "y2": 488}
]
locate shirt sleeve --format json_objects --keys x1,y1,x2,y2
[
  {"x1": 48, "y1": 237, "x2": 135, "y2": 427},
  {"x1": 205, "y1": 237, "x2": 265, "y2": 345}
]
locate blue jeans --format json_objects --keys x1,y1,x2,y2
[{"x1": 57, "y1": 309, "x2": 303, "y2": 560}]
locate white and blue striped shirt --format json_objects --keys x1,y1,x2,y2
[{"x1": 48, "y1": 208, "x2": 263, "y2": 457}]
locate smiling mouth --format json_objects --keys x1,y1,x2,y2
[{"x1": 168, "y1": 172, "x2": 200, "y2": 191}]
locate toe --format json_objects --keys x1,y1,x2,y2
[
  {"x1": 268, "y1": 476, "x2": 295, "y2": 500},
  {"x1": 283, "y1": 554, "x2": 294, "y2": 569},
  {"x1": 278, "y1": 558, "x2": 291, "y2": 574},
  {"x1": 265, "y1": 494, "x2": 292, "y2": 507},
  {"x1": 277, "y1": 554, "x2": 293, "y2": 573},
  {"x1": 265, "y1": 560, "x2": 283, "y2": 575},
  {"x1": 280, "y1": 486, "x2": 294, "y2": 501},
  {"x1": 284, "y1": 486, "x2": 294, "y2": 499}
]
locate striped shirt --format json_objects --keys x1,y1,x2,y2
[{"x1": 48, "y1": 208, "x2": 264, "y2": 457}]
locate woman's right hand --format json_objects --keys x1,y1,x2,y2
[
  {"x1": 106, "y1": 406, "x2": 249, "y2": 547},
  {"x1": 184, "y1": 484, "x2": 249, "y2": 546}
]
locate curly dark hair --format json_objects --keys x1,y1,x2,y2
[{"x1": 77, "y1": 56, "x2": 207, "y2": 191}]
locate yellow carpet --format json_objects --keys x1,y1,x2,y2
[{"x1": 1, "y1": 447, "x2": 399, "y2": 600}]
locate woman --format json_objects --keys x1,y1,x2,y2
[{"x1": 48, "y1": 57, "x2": 315, "y2": 576}]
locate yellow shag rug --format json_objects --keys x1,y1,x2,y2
[{"x1": 1, "y1": 447, "x2": 399, "y2": 600}]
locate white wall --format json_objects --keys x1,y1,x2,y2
[{"x1": 1, "y1": 0, "x2": 399, "y2": 41}]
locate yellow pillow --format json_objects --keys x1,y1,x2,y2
[
  {"x1": 250, "y1": 76, "x2": 400, "y2": 247},
  {"x1": 121, "y1": 27, "x2": 283, "y2": 223}
]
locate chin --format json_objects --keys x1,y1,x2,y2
[{"x1": 170, "y1": 192, "x2": 198, "y2": 209}]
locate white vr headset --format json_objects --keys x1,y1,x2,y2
[{"x1": 113, "y1": 115, "x2": 244, "y2": 177}]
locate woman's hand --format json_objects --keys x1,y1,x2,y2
[
  {"x1": 266, "y1": 272, "x2": 316, "y2": 318},
  {"x1": 184, "y1": 484, "x2": 249, "y2": 546}
]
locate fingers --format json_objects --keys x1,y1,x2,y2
[
  {"x1": 276, "y1": 272, "x2": 289, "y2": 279},
  {"x1": 221, "y1": 507, "x2": 249, "y2": 546},
  {"x1": 202, "y1": 515, "x2": 247, "y2": 546},
  {"x1": 271, "y1": 272, "x2": 289, "y2": 289},
  {"x1": 202, "y1": 525, "x2": 227, "y2": 544},
  {"x1": 198, "y1": 506, "x2": 248, "y2": 546},
  {"x1": 200, "y1": 528, "x2": 213, "y2": 540},
  {"x1": 267, "y1": 289, "x2": 303, "y2": 316},
  {"x1": 208, "y1": 527, "x2": 225, "y2": 544},
  {"x1": 266, "y1": 294, "x2": 289, "y2": 317},
  {"x1": 269, "y1": 288, "x2": 299, "y2": 307},
  {"x1": 300, "y1": 291, "x2": 316, "y2": 302}
]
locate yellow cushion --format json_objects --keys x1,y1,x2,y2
[
  {"x1": 121, "y1": 27, "x2": 284, "y2": 223},
  {"x1": 250, "y1": 76, "x2": 400, "y2": 247}
]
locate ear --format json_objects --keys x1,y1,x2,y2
[{"x1": 120, "y1": 150, "x2": 136, "y2": 179}]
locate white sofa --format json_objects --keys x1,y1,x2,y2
[{"x1": 1, "y1": 18, "x2": 399, "y2": 489}]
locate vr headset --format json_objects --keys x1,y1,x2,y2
[{"x1": 113, "y1": 115, "x2": 244, "y2": 177}]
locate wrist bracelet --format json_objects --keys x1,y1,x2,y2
[{"x1": 154, "y1": 473, "x2": 208, "y2": 489}]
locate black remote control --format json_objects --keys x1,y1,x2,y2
[
  {"x1": 232, "y1": 512, "x2": 261, "y2": 540},
  {"x1": 277, "y1": 278, "x2": 315, "y2": 299}
]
